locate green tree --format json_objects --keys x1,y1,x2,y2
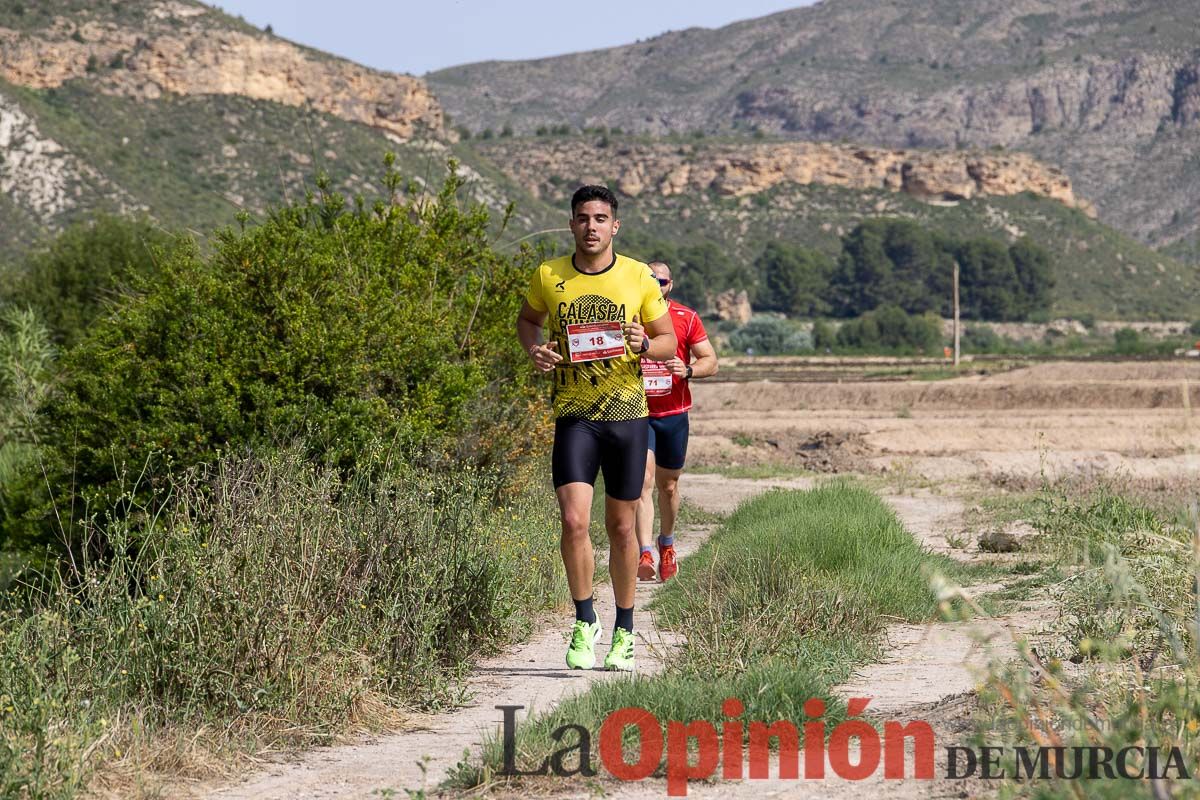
[
  {"x1": 1008, "y1": 237, "x2": 1055, "y2": 315},
  {"x1": 880, "y1": 220, "x2": 952, "y2": 314},
  {"x1": 828, "y1": 220, "x2": 894, "y2": 316},
  {"x1": 755, "y1": 241, "x2": 833, "y2": 316},
  {"x1": 673, "y1": 242, "x2": 738, "y2": 308},
  {"x1": 7, "y1": 214, "x2": 177, "y2": 349},
  {"x1": 956, "y1": 238, "x2": 1022, "y2": 321}
]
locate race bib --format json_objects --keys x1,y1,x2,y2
[
  {"x1": 642, "y1": 360, "x2": 673, "y2": 396},
  {"x1": 566, "y1": 321, "x2": 626, "y2": 363}
]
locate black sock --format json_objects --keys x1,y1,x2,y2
[
  {"x1": 573, "y1": 596, "x2": 597, "y2": 625},
  {"x1": 615, "y1": 604, "x2": 634, "y2": 633}
]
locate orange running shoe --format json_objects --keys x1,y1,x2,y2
[
  {"x1": 637, "y1": 550, "x2": 656, "y2": 581},
  {"x1": 658, "y1": 542, "x2": 678, "y2": 582}
]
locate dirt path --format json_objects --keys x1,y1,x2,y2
[{"x1": 204, "y1": 474, "x2": 1035, "y2": 800}]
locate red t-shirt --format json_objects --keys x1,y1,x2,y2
[{"x1": 643, "y1": 300, "x2": 709, "y2": 418}]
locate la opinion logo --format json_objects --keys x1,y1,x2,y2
[{"x1": 499, "y1": 697, "x2": 934, "y2": 796}]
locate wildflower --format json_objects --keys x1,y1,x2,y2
[{"x1": 1189, "y1": 719, "x2": 1199, "y2": 734}]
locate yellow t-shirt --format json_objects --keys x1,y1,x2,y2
[{"x1": 527, "y1": 253, "x2": 668, "y2": 421}]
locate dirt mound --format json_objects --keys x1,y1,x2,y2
[{"x1": 793, "y1": 431, "x2": 871, "y2": 473}]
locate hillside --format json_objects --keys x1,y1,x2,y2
[
  {"x1": 469, "y1": 135, "x2": 1199, "y2": 318},
  {"x1": 0, "y1": 0, "x2": 508, "y2": 260},
  {"x1": 1, "y1": 0, "x2": 1195, "y2": 320},
  {"x1": 427, "y1": 0, "x2": 1200, "y2": 251}
]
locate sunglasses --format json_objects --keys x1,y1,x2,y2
[{"x1": 656, "y1": 278, "x2": 670, "y2": 287}]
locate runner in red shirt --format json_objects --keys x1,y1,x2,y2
[{"x1": 636, "y1": 261, "x2": 719, "y2": 581}]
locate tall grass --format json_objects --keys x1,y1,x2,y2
[
  {"x1": 0, "y1": 447, "x2": 565, "y2": 798},
  {"x1": 965, "y1": 485, "x2": 1200, "y2": 798},
  {"x1": 470, "y1": 482, "x2": 974, "y2": 782}
]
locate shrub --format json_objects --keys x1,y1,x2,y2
[
  {"x1": 836, "y1": 306, "x2": 943, "y2": 354},
  {"x1": 961, "y1": 324, "x2": 1002, "y2": 353},
  {"x1": 1113, "y1": 326, "x2": 1141, "y2": 354},
  {"x1": 5, "y1": 214, "x2": 177, "y2": 349},
  {"x1": 812, "y1": 319, "x2": 836, "y2": 351},
  {"x1": 730, "y1": 316, "x2": 797, "y2": 354},
  {"x1": 10, "y1": 161, "x2": 543, "y2": 554},
  {"x1": 0, "y1": 307, "x2": 55, "y2": 521}
]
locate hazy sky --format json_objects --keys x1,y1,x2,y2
[{"x1": 212, "y1": 1, "x2": 816, "y2": 76}]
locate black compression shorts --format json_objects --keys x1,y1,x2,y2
[
  {"x1": 552, "y1": 417, "x2": 649, "y2": 501},
  {"x1": 648, "y1": 411, "x2": 689, "y2": 471}
]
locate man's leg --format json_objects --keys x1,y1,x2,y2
[
  {"x1": 655, "y1": 466, "x2": 684, "y2": 540},
  {"x1": 557, "y1": 482, "x2": 596, "y2": 609},
  {"x1": 553, "y1": 418, "x2": 604, "y2": 670},
  {"x1": 635, "y1": 446, "x2": 658, "y2": 581},
  {"x1": 598, "y1": 418, "x2": 649, "y2": 671},
  {"x1": 653, "y1": 413, "x2": 688, "y2": 582},
  {"x1": 606, "y1": 495, "x2": 640, "y2": 613}
]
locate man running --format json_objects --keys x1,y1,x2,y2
[
  {"x1": 636, "y1": 261, "x2": 718, "y2": 582},
  {"x1": 517, "y1": 185, "x2": 677, "y2": 672}
]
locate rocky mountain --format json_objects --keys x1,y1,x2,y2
[
  {"x1": 468, "y1": 136, "x2": 1196, "y2": 318},
  {"x1": 0, "y1": 0, "x2": 472, "y2": 257},
  {"x1": 428, "y1": 0, "x2": 1200, "y2": 251},
  {"x1": 1, "y1": 0, "x2": 1195, "y2": 319}
]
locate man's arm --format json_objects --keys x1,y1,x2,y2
[
  {"x1": 624, "y1": 313, "x2": 676, "y2": 362},
  {"x1": 516, "y1": 300, "x2": 561, "y2": 372},
  {"x1": 687, "y1": 338, "x2": 718, "y2": 378}
]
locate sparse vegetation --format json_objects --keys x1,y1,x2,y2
[{"x1": 967, "y1": 485, "x2": 1200, "y2": 798}]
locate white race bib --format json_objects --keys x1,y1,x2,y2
[
  {"x1": 566, "y1": 321, "x2": 625, "y2": 363},
  {"x1": 642, "y1": 360, "x2": 673, "y2": 396}
]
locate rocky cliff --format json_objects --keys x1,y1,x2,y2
[
  {"x1": 428, "y1": 0, "x2": 1200, "y2": 249},
  {"x1": 0, "y1": 0, "x2": 443, "y2": 141},
  {"x1": 478, "y1": 139, "x2": 1090, "y2": 213}
]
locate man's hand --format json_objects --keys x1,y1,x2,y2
[
  {"x1": 528, "y1": 341, "x2": 562, "y2": 372},
  {"x1": 665, "y1": 357, "x2": 689, "y2": 379},
  {"x1": 623, "y1": 316, "x2": 646, "y2": 352}
]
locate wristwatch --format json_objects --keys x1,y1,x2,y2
[
  {"x1": 639, "y1": 335, "x2": 650, "y2": 354},
  {"x1": 685, "y1": 365, "x2": 694, "y2": 380}
]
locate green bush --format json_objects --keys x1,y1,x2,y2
[
  {"x1": 5, "y1": 214, "x2": 177, "y2": 349},
  {"x1": 1112, "y1": 326, "x2": 1141, "y2": 354},
  {"x1": 961, "y1": 324, "x2": 1002, "y2": 353},
  {"x1": 0, "y1": 307, "x2": 55, "y2": 533},
  {"x1": 729, "y1": 316, "x2": 811, "y2": 354},
  {"x1": 812, "y1": 319, "x2": 836, "y2": 350},
  {"x1": 9, "y1": 161, "x2": 542, "y2": 554},
  {"x1": 836, "y1": 305, "x2": 943, "y2": 354}
]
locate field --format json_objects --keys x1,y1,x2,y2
[{"x1": 690, "y1": 358, "x2": 1200, "y2": 486}]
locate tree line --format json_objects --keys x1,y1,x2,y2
[{"x1": 626, "y1": 218, "x2": 1055, "y2": 322}]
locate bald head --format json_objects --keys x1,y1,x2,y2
[{"x1": 649, "y1": 260, "x2": 672, "y2": 298}]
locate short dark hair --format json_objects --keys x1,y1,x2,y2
[{"x1": 571, "y1": 185, "x2": 618, "y2": 216}]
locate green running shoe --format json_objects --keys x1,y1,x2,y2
[
  {"x1": 565, "y1": 619, "x2": 603, "y2": 670},
  {"x1": 604, "y1": 627, "x2": 636, "y2": 672}
]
